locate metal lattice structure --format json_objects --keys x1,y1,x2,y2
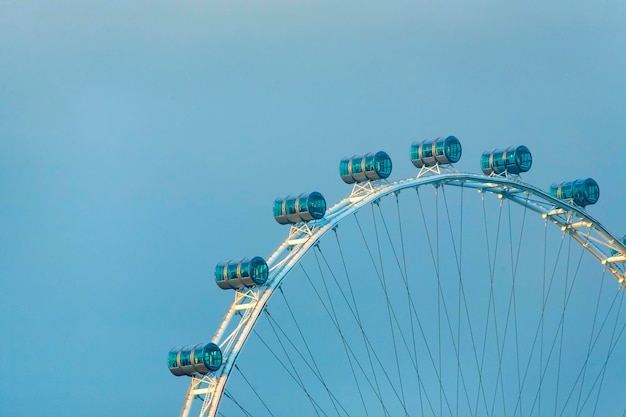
[{"x1": 177, "y1": 169, "x2": 626, "y2": 417}]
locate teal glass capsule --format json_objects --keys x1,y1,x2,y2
[
  {"x1": 215, "y1": 257, "x2": 269, "y2": 290},
  {"x1": 339, "y1": 151, "x2": 392, "y2": 184},
  {"x1": 549, "y1": 178, "x2": 600, "y2": 207},
  {"x1": 168, "y1": 343, "x2": 222, "y2": 377},
  {"x1": 480, "y1": 146, "x2": 532, "y2": 175},
  {"x1": 273, "y1": 192, "x2": 326, "y2": 225},
  {"x1": 410, "y1": 136, "x2": 462, "y2": 168}
]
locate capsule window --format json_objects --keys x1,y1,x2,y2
[
  {"x1": 285, "y1": 199, "x2": 297, "y2": 215},
  {"x1": 251, "y1": 257, "x2": 269, "y2": 282},
  {"x1": 239, "y1": 262, "x2": 250, "y2": 278},
  {"x1": 168, "y1": 351, "x2": 178, "y2": 368},
  {"x1": 504, "y1": 150, "x2": 516, "y2": 168},
  {"x1": 518, "y1": 149, "x2": 532, "y2": 171},
  {"x1": 434, "y1": 141, "x2": 446, "y2": 157},
  {"x1": 204, "y1": 344, "x2": 223, "y2": 372},
  {"x1": 351, "y1": 156, "x2": 363, "y2": 174},
  {"x1": 363, "y1": 154, "x2": 375, "y2": 173},
  {"x1": 410, "y1": 146, "x2": 420, "y2": 163},
  {"x1": 422, "y1": 143, "x2": 434, "y2": 159},
  {"x1": 493, "y1": 152, "x2": 505, "y2": 169},
  {"x1": 445, "y1": 139, "x2": 462, "y2": 162},
  {"x1": 227, "y1": 263, "x2": 238, "y2": 279},
  {"x1": 180, "y1": 350, "x2": 191, "y2": 367},
  {"x1": 375, "y1": 153, "x2": 392, "y2": 177},
  {"x1": 480, "y1": 154, "x2": 491, "y2": 172},
  {"x1": 273, "y1": 200, "x2": 283, "y2": 218},
  {"x1": 339, "y1": 159, "x2": 350, "y2": 178},
  {"x1": 308, "y1": 193, "x2": 327, "y2": 218},
  {"x1": 584, "y1": 180, "x2": 599, "y2": 203},
  {"x1": 298, "y1": 195, "x2": 309, "y2": 214},
  {"x1": 192, "y1": 347, "x2": 201, "y2": 364}
]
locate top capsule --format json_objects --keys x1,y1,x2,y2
[
  {"x1": 480, "y1": 146, "x2": 532, "y2": 176},
  {"x1": 410, "y1": 136, "x2": 462, "y2": 168},
  {"x1": 339, "y1": 151, "x2": 392, "y2": 184}
]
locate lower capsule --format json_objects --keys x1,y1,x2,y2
[
  {"x1": 480, "y1": 146, "x2": 532, "y2": 175},
  {"x1": 273, "y1": 192, "x2": 327, "y2": 225},
  {"x1": 168, "y1": 343, "x2": 222, "y2": 377},
  {"x1": 215, "y1": 257, "x2": 269, "y2": 290},
  {"x1": 549, "y1": 178, "x2": 600, "y2": 207},
  {"x1": 410, "y1": 136, "x2": 462, "y2": 168}
]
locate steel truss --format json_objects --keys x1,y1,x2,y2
[{"x1": 179, "y1": 171, "x2": 626, "y2": 417}]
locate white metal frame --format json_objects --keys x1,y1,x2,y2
[{"x1": 179, "y1": 171, "x2": 626, "y2": 417}]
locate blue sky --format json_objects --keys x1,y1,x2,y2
[{"x1": 1, "y1": 1, "x2": 626, "y2": 416}]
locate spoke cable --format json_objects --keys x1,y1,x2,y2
[
  {"x1": 574, "y1": 265, "x2": 607, "y2": 416},
  {"x1": 511, "y1": 228, "x2": 567, "y2": 417},
  {"x1": 262, "y1": 310, "x2": 326, "y2": 417},
  {"x1": 440, "y1": 186, "x2": 490, "y2": 417},
  {"x1": 476, "y1": 192, "x2": 504, "y2": 417},
  {"x1": 488, "y1": 195, "x2": 530, "y2": 417},
  {"x1": 527, "y1": 235, "x2": 588, "y2": 416},
  {"x1": 380, "y1": 190, "x2": 475, "y2": 416},
  {"x1": 558, "y1": 280, "x2": 626, "y2": 417},
  {"x1": 370, "y1": 202, "x2": 409, "y2": 417},
  {"x1": 394, "y1": 192, "x2": 427, "y2": 416},
  {"x1": 234, "y1": 364, "x2": 277, "y2": 417},
  {"x1": 296, "y1": 262, "x2": 394, "y2": 415},
  {"x1": 331, "y1": 228, "x2": 378, "y2": 417},
  {"x1": 278, "y1": 287, "x2": 344, "y2": 417},
  {"x1": 223, "y1": 389, "x2": 254, "y2": 417},
  {"x1": 414, "y1": 187, "x2": 468, "y2": 417},
  {"x1": 353, "y1": 212, "x2": 444, "y2": 415},
  {"x1": 574, "y1": 310, "x2": 626, "y2": 416},
  {"x1": 591, "y1": 288, "x2": 625, "y2": 417},
  {"x1": 379, "y1": 195, "x2": 474, "y2": 414},
  {"x1": 263, "y1": 307, "x2": 352, "y2": 417}
]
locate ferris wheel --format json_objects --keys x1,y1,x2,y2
[{"x1": 168, "y1": 137, "x2": 626, "y2": 417}]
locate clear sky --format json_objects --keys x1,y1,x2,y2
[{"x1": 1, "y1": 1, "x2": 626, "y2": 416}]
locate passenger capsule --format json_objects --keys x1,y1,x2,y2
[
  {"x1": 215, "y1": 257, "x2": 269, "y2": 290},
  {"x1": 339, "y1": 151, "x2": 392, "y2": 184},
  {"x1": 273, "y1": 192, "x2": 327, "y2": 225},
  {"x1": 168, "y1": 342, "x2": 222, "y2": 377},
  {"x1": 549, "y1": 178, "x2": 600, "y2": 207},
  {"x1": 410, "y1": 136, "x2": 462, "y2": 168},
  {"x1": 480, "y1": 146, "x2": 532, "y2": 176}
]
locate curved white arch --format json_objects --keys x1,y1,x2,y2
[{"x1": 180, "y1": 171, "x2": 626, "y2": 417}]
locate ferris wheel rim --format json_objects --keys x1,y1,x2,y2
[{"x1": 189, "y1": 170, "x2": 626, "y2": 417}]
